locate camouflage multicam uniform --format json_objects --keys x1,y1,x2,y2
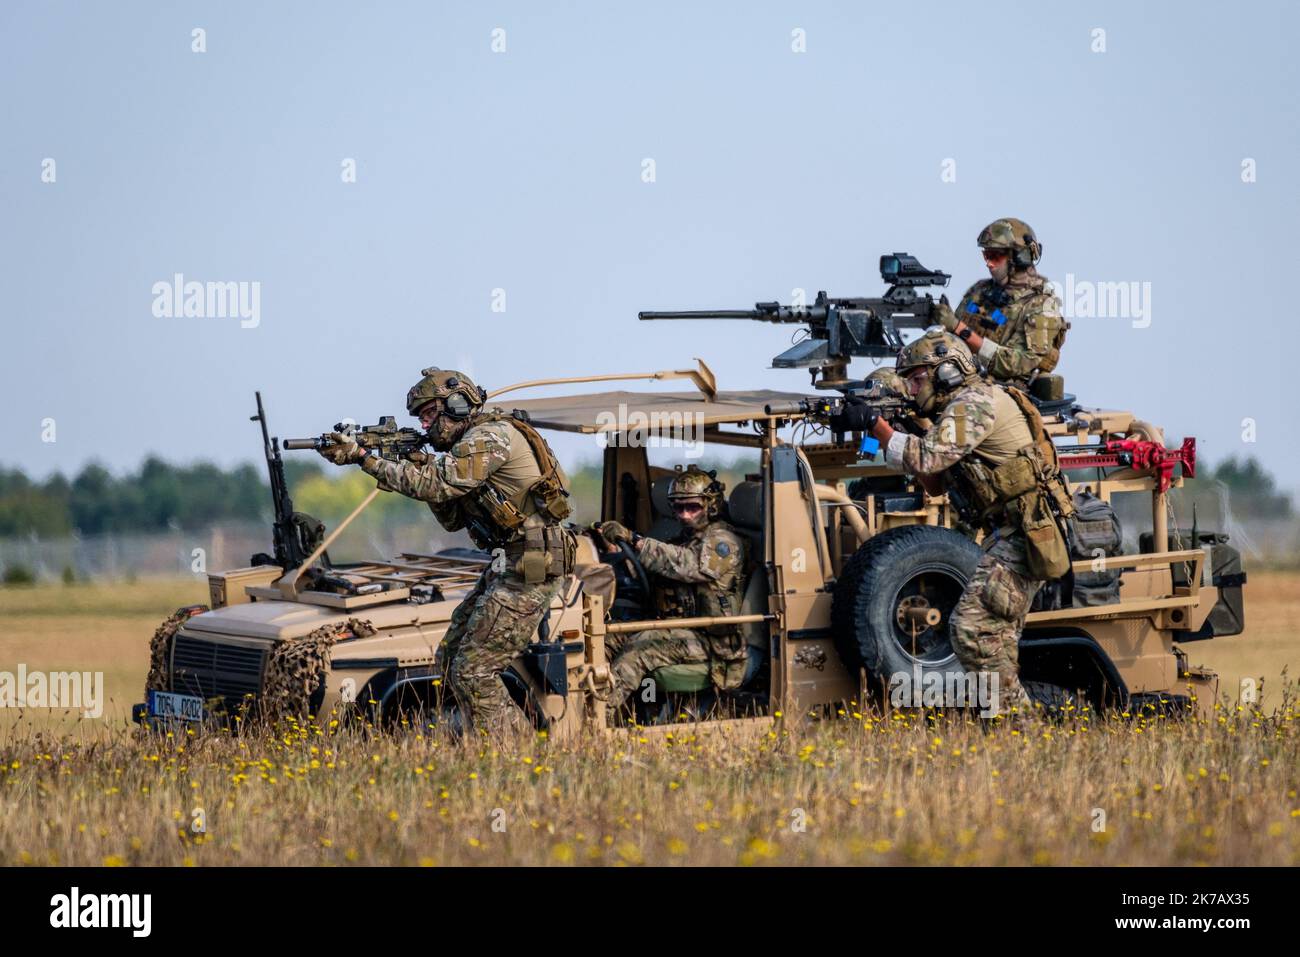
[
  {"x1": 434, "y1": 564, "x2": 566, "y2": 727},
  {"x1": 954, "y1": 272, "x2": 1066, "y2": 388},
  {"x1": 600, "y1": 466, "x2": 749, "y2": 712},
  {"x1": 360, "y1": 415, "x2": 572, "y2": 732},
  {"x1": 938, "y1": 217, "x2": 1068, "y2": 390},
  {"x1": 885, "y1": 329, "x2": 1071, "y2": 713},
  {"x1": 608, "y1": 520, "x2": 750, "y2": 708},
  {"x1": 315, "y1": 367, "x2": 573, "y2": 734}
]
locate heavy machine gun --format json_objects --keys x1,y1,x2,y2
[{"x1": 640, "y1": 253, "x2": 950, "y2": 392}]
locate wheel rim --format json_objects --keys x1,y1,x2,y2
[{"x1": 887, "y1": 562, "x2": 966, "y2": 666}]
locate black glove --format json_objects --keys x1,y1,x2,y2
[{"x1": 831, "y1": 397, "x2": 880, "y2": 434}]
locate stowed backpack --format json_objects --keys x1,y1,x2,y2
[{"x1": 1066, "y1": 488, "x2": 1123, "y2": 605}]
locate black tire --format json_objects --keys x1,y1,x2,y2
[
  {"x1": 1023, "y1": 680, "x2": 1075, "y2": 718},
  {"x1": 832, "y1": 525, "x2": 982, "y2": 692}
]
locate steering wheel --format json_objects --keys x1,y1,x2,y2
[{"x1": 617, "y1": 539, "x2": 652, "y2": 602}]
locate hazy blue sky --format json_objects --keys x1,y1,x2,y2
[{"x1": 3, "y1": 1, "x2": 1297, "y2": 487}]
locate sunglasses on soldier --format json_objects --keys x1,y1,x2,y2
[
  {"x1": 416, "y1": 401, "x2": 444, "y2": 428},
  {"x1": 982, "y1": 248, "x2": 1009, "y2": 263}
]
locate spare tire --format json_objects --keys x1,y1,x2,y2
[{"x1": 831, "y1": 525, "x2": 982, "y2": 691}]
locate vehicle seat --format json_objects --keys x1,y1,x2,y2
[
  {"x1": 1030, "y1": 394, "x2": 1077, "y2": 418},
  {"x1": 649, "y1": 480, "x2": 768, "y2": 693},
  {"x1": 1028, "y1": 375, "x2": 1076, "y2": 417}
]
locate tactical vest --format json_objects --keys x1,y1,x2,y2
[
  {"x1": 450, "y1": 410, "x2": 574, "y2": 580},
  {"x1": 653, "y1": 523, "x2": 747, "y2": 638},
  {"x1": 966, "y1": 278, "x2": 1068, "y2": 375},
  {"x1": 945, "y1": 386, "x2": 1075, "y2": 579}
]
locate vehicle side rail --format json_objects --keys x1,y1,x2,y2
[{"x1": 1027, "y1": 548, "x2": 1203, "y2": 624}]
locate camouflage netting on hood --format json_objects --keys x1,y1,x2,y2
[
  {"x1": 144, "y1": 605, "x2": 208, "y2": 696},
  {"x1": 261, "y1": 618, "x2": 378, "y2": 721}
]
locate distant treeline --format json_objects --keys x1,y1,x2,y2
[
  {"x1": 0, "y1": 454, "x2": 1291, "y2": 538},
  {"x1": 0, "y1": 458, "x2": 323, "y2": 537},
  {"x1": 1197, "y1": 457, "x2": 1294, "y2": 518}
]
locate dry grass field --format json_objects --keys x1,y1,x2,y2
[{"x1": 0, "y1": 574, "x2": 1296, "y2": 866}]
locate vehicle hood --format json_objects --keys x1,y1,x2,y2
[{"x1": 182, "y1": 597, "x2": 460, "y2": 641}]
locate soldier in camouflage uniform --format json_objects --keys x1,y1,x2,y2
[
  {"x1": 842, "y1": 329, "x2": 1074, "y2": 716},
  {"x1": 596, "y1": 466, "x2": 750, "y2": 716},
  {"x1": 864, "y1": 366, "x2": 908, "y2": 400},
  {"x1": 935, "y1": 218, "x2": 1068, "y2": 391},
  {"x1": 317, "y1": 367, "x2": 574, "y2": 734}
]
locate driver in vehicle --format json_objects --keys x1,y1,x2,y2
[{"x1": 596, "y1": 465, "x2": 749, "y2": 717}]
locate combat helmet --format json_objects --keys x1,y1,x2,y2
[
  {"x1": 895, "y1": 328, "x2": 979, "y2": 414},
  {"x1": 864, "y1": 366, "x2": 909, "y2": 399},
  {"x1": 977, "y1": 217, "x2": 1042, "y2": 269},
  {"x1": 668, "y1": 464, "x2": 725, "y2": 523},
  {"x1": 405, "y1": 367, "x2": 487, "y2": 419}
]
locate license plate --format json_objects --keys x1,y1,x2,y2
[{"x1": 148, "y1": 690, "x2": 205, "y2": 722}]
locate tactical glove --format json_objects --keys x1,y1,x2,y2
[
  {"x1": 596, "y1": 521, "x2": 635, "y2": 545},
  {"x1": 319, "y1": 430, "x2": 366, "y2": 466},
  {"x1": 933, "y1": 295, "x2": 960, "y2": 333},
  {"x1": 832, "y1": 397, "x2": 880, "y2": 434}
]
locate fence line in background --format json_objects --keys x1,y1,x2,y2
[
  {"x1": 0, "y1": 522, "x2": 467, "y2": 581},
  {"x1": 1, "y1": 517, "x2": 1296, "y2": 583}
]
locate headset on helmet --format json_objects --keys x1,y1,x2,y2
[
  {"x1": 896, "y1": 328, "x2": 979, "y2": 394},
  {"x1": 406, "y1": 367, "x2": 487, "y2": 419},
  {"x1": 442, "y1": 382, "x2": 474, "y2": 419},
  {"x1": 977, "y1": 217, "x2": 1042, "y2": 269},
  {"x1": 934, "y1": 351, "x2": 965, "y2": 392}
]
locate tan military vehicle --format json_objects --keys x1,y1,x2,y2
[{"x1": 135, "y1": 358, "x2": 1244, "y2": 739}]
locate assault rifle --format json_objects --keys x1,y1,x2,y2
[
  {"x1": 640, "y1": 253, "x2": 950, "y2": 391},
  {"x1": 284, "y1": 417, "x2": 427, "y2": 463},
  {"x1": 764, "y1": 378, "x2": 920, "y2": 458}
]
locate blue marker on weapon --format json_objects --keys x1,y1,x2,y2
[{"x1": 859, "y1": 433, "x2": 881, "y2": 458}]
